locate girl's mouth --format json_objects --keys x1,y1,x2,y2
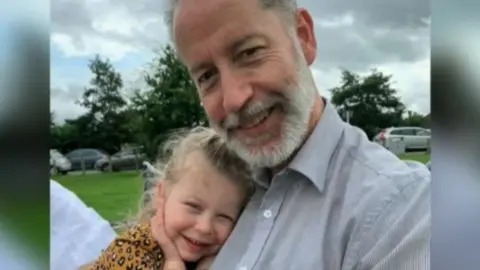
[{"x1": 183, "y1": 235, "x2": 210, "y2": 251}]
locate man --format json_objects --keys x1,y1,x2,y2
[
  {"x1": 164, "y1": 0, "x2": 430, "y2": 269},
  {"x1": 50, "y1": 180, "x2": 116, "y2": 270}
]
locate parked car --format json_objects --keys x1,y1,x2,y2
[
  {"x1": 95, "y1": 146, "x2": 147, "y2": 172},
  {"x1": 50, "y1": 149, "x2": 71, "y2": 175},
  {"x1": 65, "y1": 148, "x2": 109, "y2": 171},
  {"x1": 373, "y1": 127, "x2": 431, "y2": 151}
]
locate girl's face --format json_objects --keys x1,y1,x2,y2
[{"x1": 162, "y1": 151, "x2": 246, "y2": 262}]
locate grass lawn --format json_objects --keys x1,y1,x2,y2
[
  {"x1": 54, "y1": 171, "x2": 144, "y2": 223},
  {"x1": 398, "y1": 152, "x2": 430, "y2": 164},
  {"x1": 54, "y1": 152, "x2": 430, "y2": 223}
]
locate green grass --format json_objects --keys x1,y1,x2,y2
[
  {"x1": 54, "y1": 171, "x2": 144, "y2": 223},
  {"x1": 398, "y1": 152, "x2": 430, "y2": 164},
  {"x1": 54, "y1": 153, "x2": 429, "y2": 223}
]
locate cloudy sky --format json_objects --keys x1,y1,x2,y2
[{"x1": 51, "y1": 0, "x2": 430, "y2": 123}]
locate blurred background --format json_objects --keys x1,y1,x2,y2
[
  {"x1": 0, "y1": 0, "x2": 479, "y2": 269},
  {"x1": 0, "y1": 1, "x2": 50, "y2": 269}
]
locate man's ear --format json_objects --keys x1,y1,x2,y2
[{"x1": 295, "y1": 8, "x2": 317, "y2": 65}]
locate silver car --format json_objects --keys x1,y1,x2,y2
[
  {"x1": 373, "y1": 127, "x2": 431, "y2": 151},
  {"x1": 50, "y1": 149, "x2": 72, "y2": 175},
  {"x1": 95, "y1": 147, "x2": 146, "y2": 172}
]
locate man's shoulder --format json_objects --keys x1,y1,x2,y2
[
  {"x1": 335, "y1": 126, "x2": 430, "y2": 189},
  {"x1": 331, "y1": 127, "x2": 430, "y2": 218}
]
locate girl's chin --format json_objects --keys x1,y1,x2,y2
[{"x1": 179, "y1": 251, "x2": 202, "y2": 262}]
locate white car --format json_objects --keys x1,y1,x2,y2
[
  {"x1": 50, "y1": 149, "x2": 72, "y2": 175},
  {"x1": 373, "y1": 127, "x2": 431, "y2": 151}
]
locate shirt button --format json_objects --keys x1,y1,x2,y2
[{"x1": 263, "y1": 209, "x2": 272, "y2": 218}]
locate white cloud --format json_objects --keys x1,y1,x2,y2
[
  {"x1": 311, "y1": 56, "x2": 431, "y2": 115},
  {"x1": 375, "y1": 57, "x2": 430, "y2": 114},
  {"x1": 91, "y1": 7, "x2": 160, "y2": 38},
  {"x1": 51, "y1": 32, "x2": 138, "y2": 61},
  {"x1": 316, "y1": 12, "x2": 355, "y2": 28},
  {"x1": 50, "y1": 97, "x2": 87, "y2": 124}
]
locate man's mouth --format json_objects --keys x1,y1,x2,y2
[{"x1": 239, "y1": 106, "x2": 276, "y2": 130}]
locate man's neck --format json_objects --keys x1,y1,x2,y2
[{"x1": 271, "y1": 96, "x2": 324, "y2": 175}]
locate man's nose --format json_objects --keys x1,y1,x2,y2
[{"x1": 220, "y1": 70, "x2": 253, "y2": 114}]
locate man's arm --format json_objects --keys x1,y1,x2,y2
[{"x1": 50, "y1": 180, "x2": 117, "y2": 270}]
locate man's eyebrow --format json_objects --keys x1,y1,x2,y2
[
  {"x1": 190, "y1": 62, "x2": 212, "y2": 75},
  {"x1": 189, "y1": 34, "x2": 266, "y2": 74},
  {"x1": 229, "y1": 34, "x2": 266, "y2": 52}
]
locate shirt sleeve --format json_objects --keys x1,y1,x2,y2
[
  {"x1": 50, "y1": 180, "x2": 117, "y2": 270},
  {"x1": 343, "y1": 171, "x2": 431, "y2": 270},
  {"x1": 89, "y1": 223, "x2": 164, "y2": 270}
]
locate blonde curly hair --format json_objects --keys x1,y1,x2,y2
[{"x1": 124, "y1": 126, "x2": 254, "y2": 229}]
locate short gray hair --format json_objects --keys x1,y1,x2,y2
[{"x1": 163, "y1": 0, "x2": 298, "y2": 41}]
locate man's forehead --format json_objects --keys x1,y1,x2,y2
[
  {"x1": 173, "y1": 0, "x2": 271, "y2": 61},
  {"x1": 173, "y1": 0, "x2": 262, "y2": 32}
]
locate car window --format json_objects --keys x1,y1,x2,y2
[
  {"x1": 66, "y1": 151, "x2": 80, "y2": 158},
  {"x1": 390, "y1": 129, "x2": 403, "y2": 135},
  {"x1": 402, "y1": 129, "x2": 416, "y2": 135},
  {"x1": 417, "y1": 129, "x2": 430, "y2": 136},
  {"x1": 83, "y1": 150, "x2": 101, "y2": 158},
  {"x1": 390, "y1": 129, "x2": 416, "y2": 135}
]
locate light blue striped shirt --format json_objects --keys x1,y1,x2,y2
[{"x1": 211, "y1": 99, "x2": 430, "y2": 270}]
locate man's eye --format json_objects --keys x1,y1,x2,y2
[
  {"x1": 197, "y1": 69, "x2": 216, "y2": 85},
  {"x1": 239, "y1": 47, "x2": 262, "y2": 59}
]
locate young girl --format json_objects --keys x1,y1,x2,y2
[{"x1": 87, "y1": 127, "x2": 253, "y2": 270}]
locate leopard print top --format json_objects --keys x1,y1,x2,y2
[{"x1": 89, "y1": 223, "x2": 164, "y2": 270}]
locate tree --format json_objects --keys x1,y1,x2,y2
[
  {"x1": 402, "y1": 111, "x2": 430, "y2": 128},
  {"x1": 50, "y1": 114, "x2": 97, "y2": 153},
  {"x1": 330, "y1": 69, "x2": 406, "y2": 139},
  {"x1": 131, "y1": 45, "x2": 207, "y2": 160},
  {"x1": 77, "y1": 55, "x2": 131, "y2": 153}
]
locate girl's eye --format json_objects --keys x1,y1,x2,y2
[
  {"x1": 185, "y1": 202, "x2": 201, "y2": 211},
  {"x1": 218, "y1": 214, "x2": 234, "y2": 222}
]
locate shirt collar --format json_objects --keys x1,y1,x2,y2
[{"x1": 254, "y1": 98, "x2": 345, "y2": 192}]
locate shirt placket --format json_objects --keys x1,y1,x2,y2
[{"x1": 236, "y1": 173, "x2": 290, "y2": 270}]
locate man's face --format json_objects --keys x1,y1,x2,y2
[{"x1": 173, "y1": 0, "x2": 318, "y2": 168}]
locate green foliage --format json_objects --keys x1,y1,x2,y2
[
  {"x1": 52, "y1": 55, "x2": 131, "y2": 154},
  {"x1": 78, "y1": 55, "x2": 126, "y2": 116},
  {"x1": 330, "y1": 69, "x2": 406, "y2": 139},
  {"x1": 130, "y1": 45, "x2": 206, "y2": 160},
  {"x1": 402, "y1": 111, "x2": 430, "y2": 128}
]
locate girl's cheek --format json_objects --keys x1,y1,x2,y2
[
  {"x1": 167, "y1": 208, "x2": 192, "y2": 234},
  {"x1": 216, "y1": 223, "x2": 234, "y2": 245},
  {"x1": 163, "y1": 202, "x2": 181, "y2": 238}
]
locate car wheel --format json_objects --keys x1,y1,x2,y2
[{"x1": 99, "y1": 163, "x2": 108, "y2": 172}]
